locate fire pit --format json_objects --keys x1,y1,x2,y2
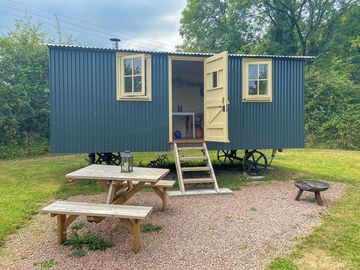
[{"x1": 294, "y1": 180, "x2": 330, "y2": 206}]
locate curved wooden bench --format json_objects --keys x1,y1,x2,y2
[{"x1": 42, "y1": 201, "x2": 152, "y2": 253}]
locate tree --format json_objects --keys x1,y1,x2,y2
[
  {"x1": 178, "y1": 0, "x2": 357, "y2": 56},
  {"x1": 177, "y1": 0, "x2": 260, "y2": 53},
  {"x1": 0, "y1": 16, "x2": 49, "y2": 157}
]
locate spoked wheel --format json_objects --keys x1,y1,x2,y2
[
  {"x1": 217, "y1": 150, "x2": 236, "y2": 163},
  {"x1": 111, "y1": 152, "x2": 122, "y2": 165},
  {"x1": 242, "y1": 150, "x2": 268, "y2": 176}
]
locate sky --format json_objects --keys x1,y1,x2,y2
[{"x1": 0, "y1": 0, "x2": 188, "y2": 51}]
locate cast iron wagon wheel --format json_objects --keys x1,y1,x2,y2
[
  {"x1": 95, "y1": 153, "x2": 106, "y2": 164},
  {"x1": 111, "y1": 152, "x2": 122, "y2": 165},
  {"x1": 242, "y1": 150, "x2": 268, "y2": 176},
  {"x1": 217, "y1": 150, "x2": 236, "y2": 163}
]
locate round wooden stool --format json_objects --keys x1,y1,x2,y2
[{"x1": 294, "y1": 180, "x2": 330, "y2": 206}]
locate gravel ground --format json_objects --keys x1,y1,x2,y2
[{"x1": 0, "y1": 181, "x2": 346, "y2": 270}]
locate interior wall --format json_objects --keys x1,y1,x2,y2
[
  {"x1": 172, "y1": 86, "x2": 203, "y2": 113},
  {"x1": 172, "y1": 60, "x2": 204, "y2": 139}
]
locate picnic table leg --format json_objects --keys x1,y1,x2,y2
[
  {"x1": 127, "y1": 181, "x2": 133, "y2": 190},
  {"x1": 151, "y1": 187, "x2": 168, "y2": 211},
  {"x1": 56, "y1": 214, "x2": 67, "y2": 244},
  {"x1": 113, "y1": 182, "x2": 145, "y2": 205},
  {"x1": 295, "y1": 189, "x2": 303, "y2": 201},
  {"x1": 315, "y1": 191, "x2": 324, "y2": 206},
  {"x1": 132, "y1": 219, "x2": 140, "y2": 253}
]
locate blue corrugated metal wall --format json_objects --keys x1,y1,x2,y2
[
  {"x1": 50, "y1": 47, "x2": 169, "y2": 153},
  {"x1": 208, "y1": 57, "x2": 304, "y2": 150},
  {"x1": 50, "y1": 47, "x2": 304, "y2": 153}
]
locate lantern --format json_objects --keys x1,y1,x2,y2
[{"x1": 121, "y1": 150, "x2": 133, "y2": 172}]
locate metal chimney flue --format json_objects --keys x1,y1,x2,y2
[{"x1": 110, "y1": 38, "x2": 121, "y2": 49}]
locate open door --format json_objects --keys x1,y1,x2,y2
[{"x1": 204, "y1": 51, "x2": 229, "y2": 143}]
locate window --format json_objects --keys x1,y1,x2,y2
[
  {"x1": 242, "y1": 58, "x2": 272, "y2": 102},
  {"x1": 116, "y1": 53, "x2": 152, "y2": 101},
  {"x1": 211, "y1": 71, "x2": 218, "y2": 88}
]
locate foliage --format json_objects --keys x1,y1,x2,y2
[
  {"x1": 0, "y1": 16, "x2": 49, "y2": 157},
  {"x1": 34, "y1": 259, "x2": 58, "y2": 270},
  {"x1": 305, "y1": 66, "x2": 360, "y2": 149},
  {"x1": 268, "y1": 258, "x2": 298, "y2": 270},
  {"x1": 65, "y1": 220, "x2": 113, "y2": 257},
  {"x1": 65, "y1": 230, "x2": 113, "y2": 253},
  {"x1": 177, "y1": 0, "x2": 260, "y2": 53},
  {"x1": 0, "y1": 16, "x2": 75, "y2": 159},
  {"x1": 142, "y1": 223, "x2": 163, "y2": 233},
  {"x1": 71, "y1": 221, "x2": 85, "y2": 231}
]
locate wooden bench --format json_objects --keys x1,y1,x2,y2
[
  {"x1": 125, "y1": 180, "x2": 176, "y2": 211},
  {"x1": 42, "y1": 201, "x2": 152, "y2": 253}
]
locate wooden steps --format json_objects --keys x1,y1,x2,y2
[
  {"x1": 177, "y1": 146, "x2": 204, "y2": 151},
  {"x1": 183, "y1": 178, "x2": 214, "y2": 184},
  {"x1": 179, "y1": 156, "x2": 207, "y2": 161},
  {"x1": 173, "y1": 142, "x2": 219, "y2": 194},
  {"x1": 181, "y1": 166, "x2": 211, "y2": 172}
]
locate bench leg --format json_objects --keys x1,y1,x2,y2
[
  {"x1": 315, "y1": 191, "x2": 323, "y2": 206},
  {"x1": 151, "y1": 187, "x2": 168, "y2": 211},
  {"x1": 162, "y1": 188, "x2": 168, "y2": 211},
  {"x1": 56, "y1": 214, "x2": 67, "y2": 244},
  {"x1": 132, "y1": 220, "x2": 140, "y2": 254},
  {"x1": 295, "y1": 189, "x2": 303, "y2": 201}
]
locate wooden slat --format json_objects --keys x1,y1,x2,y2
[
  {"x1": 150, "y1": 180, "x2": 175, "y2": 188},
  {"x1": 179, "y1": 156, "x2": 208, "y2": 161},
  {"x1": 203, "y1": 142, "x2": 220, "y2": 192},
  {"x1": 177, "y1": 146, "x2": 204, "y2": 151},
  {"x1": 181, "y1": 166, "x2": 211, "y2": 172},
  {"x1": 174, "y1": 143, "x2": 185, "y2": 193},
  {"x1": 112, "y1": 182, "x2": 145, "y2": 205},
  {"x1": 130, "y1": 180, "x2": 176, "y2": 189},
  {"x1": 170, "y1": 139, "x2": 204, "y2": 144},
  {"x1": 183, "y1": 178, "x2": 214, "y2": 184},
  {"x1": 42, "y1": 201, "x2": 152, "y2": 220},
  {"x1": 65, "y1": 215, "x2": 78, "y2": 228},
  {"x1": 65, "y1": 165, "x2": 169, "y2": 183}
]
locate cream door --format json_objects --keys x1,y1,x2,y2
[{"x1": 204, "y1": 51, "x2": 229, "y2": 142}]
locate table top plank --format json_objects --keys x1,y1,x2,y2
[
  {"x1": 42, "y1": 201, "x2": 152, "y2": 219},
  {"x1": 65, "y1": 165, "x2": 170, "y2": 183}
]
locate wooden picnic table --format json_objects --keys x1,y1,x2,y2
[{"x1": 66, "y1": 165, "x2": 170, "y2": 207}]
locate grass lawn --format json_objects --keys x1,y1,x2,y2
[{"x1": 0, "y1": 149, "x2": 359, "y2": 269}]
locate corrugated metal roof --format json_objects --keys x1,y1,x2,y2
[{"x1": 47, "y1": 44, "x2": 315, "y2": 59}]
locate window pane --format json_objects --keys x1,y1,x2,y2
[
  {"x1": 124, "y1": 77, "x2": 132, "y2": 93},
  {"x1": 133, "y1": 58, "x2": 142, "y2": 75},
  {"x1": 248, "y1": 80, "x2": 257, "y2": 95},
  {"x1": 259, "y1": 64, "x2": 268, "y2": 79},
  {"x1": 124, "y1": 59, "x2": 132, "y2": 76},
  {"x1": 134, "y1": 76, "x2": 142, "y2": 92},
  {"x1": 212, "y1": 71, "x2": 218, "y2": 88},
  {"x1": 248, "y1": 64, "x2": 258, "y2": 79},
  {"x1": 259, "y1": 80, "x2": 268, "y2": 95}
]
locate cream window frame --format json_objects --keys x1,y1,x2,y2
[
  {"x1": 116, "y1": 52, "x2": 152, "y2": 101},
  {"x1": 242, "y1": 58, "x2": 272, "y2": 102}
]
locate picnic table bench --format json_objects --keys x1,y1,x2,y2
[
  {"x1": 42, "y1": 201, "x2": 152, "y2": 253},
  {"x1": 43, "y1": 165, "x2": 174, "y2": 253}
]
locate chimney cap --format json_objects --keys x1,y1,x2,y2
[{"x1": 110, "y1": 38, "x2": 121, "y2": 42}]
